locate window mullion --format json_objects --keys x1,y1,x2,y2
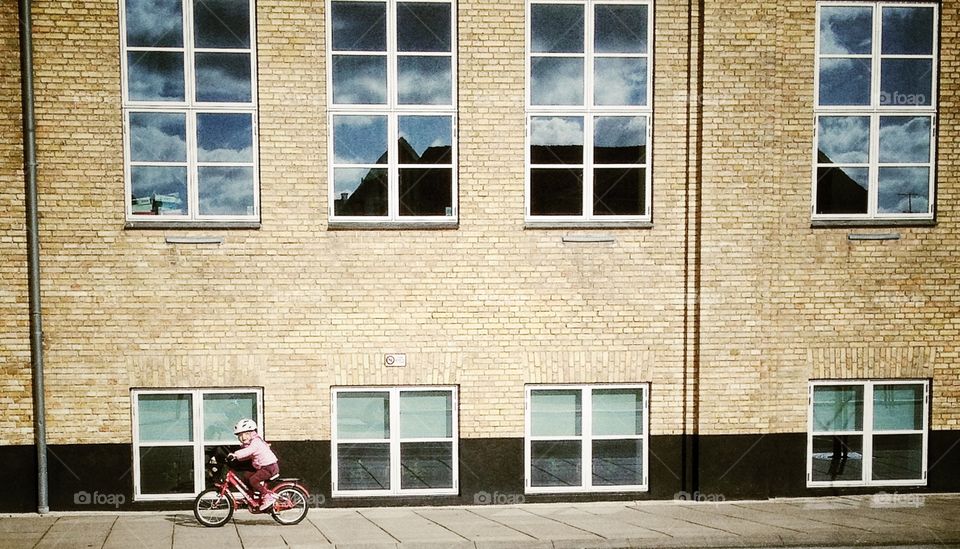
[
  {"x1": 584, "y1": 2, "x2": 594, "y2": 219},
  {"x1": 582, "y1": 387, "x2": 591, "y2": 489},
  {"x1": 192, "y1": 389, "x2": 205, "y2": 494},
  {"x1": 391, "y1": 388, "x2": 401, "y2": 494}
]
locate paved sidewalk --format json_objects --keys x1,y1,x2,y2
[{"x1": 3, "y1": 494, "x2": 960, "y2": 549}]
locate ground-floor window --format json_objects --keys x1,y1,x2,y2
[
  {"x1": 331, "y1": 386, "x2": 458, "y2": 496},
  {"x1": 807, "y1": 379, "x2": 928, "y2": 487},
  {"x1": 525, "y1": 384, "x2": 649, "y2": 493},
  {"x1": 132, "y1": 388, "x2": 262, "y2": 500}
]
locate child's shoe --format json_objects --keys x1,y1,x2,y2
[{"x1": 259, "y1": 492, "x2": 276, "y2": 511}]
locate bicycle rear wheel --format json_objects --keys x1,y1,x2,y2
[
  {"x1": 193, "y1": 489, "x2": 235, "y2": 527},
  {"x1": 271, "y1": 486, "x2": 308, "y2": 525}
]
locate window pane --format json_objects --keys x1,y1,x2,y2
[
  {"x1": 334, "y1": 168, "x2": 388, "y2": 216},
  {"x1": 872, "y1": 434, "x2": 924, "y2": 481},
  {"x1": 594, "y1": 116, "x2": 645, "y2": 164},
  {"x1": 399, "y1": 116, "x2": 452, "y2": 164},
  {"x1": 197, "y1": 113, "x2": 253, "y2": 163},
  {"x1": 874, "y1": 384, "x2": 924, "y2": 431},
  {"x1": 139, "y1": 446, "x2": 195, "y2": 494},
  {"x1": 334, "y1": 115, "x2": 388, "y2": 165},
  {"x1": 531, "y1": 4, "x2": 583, "y2": 53},
  {"x1": 337, "y1": 392, "x2": 390, "y2": 439},
  {"x1": 530, "y1": 440, "x2": 581, "y2": 487},
  {"x1": 195, "y1": 52, "x2": 251, "y2": 103},
  {"x1": 811, "y1": 435, "x2": 863, "y2": 482},
  {"x1": 531, "y1": 389, "x2": 581, "y2": 437},
  {"x1": 592, "y1": 439, "x2": 643, "y2": 486},
  {"x1": 400, "y1": 442, "x2": 453, "y2": 489},
  {"x1": 198, "y1": 166, "x2": 255, "y2": 216},
  {"x1": 130, "y1": 112, "x2": 186, "y2": 162},
  {"x1": 812, "y1": 386, "x2": 864, "y2": 432},
  {"x1": 531, "y1": 57, "x2": 584, "y2": 106},
  {"x1": 131, "y1": 166, "x2": 188, "y2": 216},
  {"x1": 138, "y1": 394, "x2": 192, "y2": 442},
  {"x1": 594, "y1": 168, "x2": 644, "y2": 216},
  {"x1": 880, "y1": 59, "x2": 933, "y2": 107},
  {"x1": 595, "y1": 4, "x2": 647, "y2": 54},
  {"x1": 531, "y1": 169, "x2": 583, "y2": 216},
  {"x1": 399, "y1": 168, "x2": 453, "y2": 216},
  {"x1": 194, "y1": 0, "x2": 250, "y2": 49},
  {"x1": 815, "y1": 167, "x2": 868, "y2": 215},
  {"x1": 819, "y1": 6, "x2": 872, "y2": 55},
  {"x1": 397, "y1": 56, "x2": 451, "y2": 105},
  {"x1": 203, "y1": 393, "x2": 257, "y2": 443},
  {"x1": 127, "y1": 51, "x2": 185, "y2": 102},
  {"x1": 594, "y1": 58, "x2": 646, "y2": 106},
  {"x1": 878, "y1": 167, "x2": 930, "y2": 214},
  {"x1": 882, "y1": 7, "x2": 934, "y2": 55},
  {"x1": 818, "y1": 58, "x2": 870, "y2": 106},
  {"x1": 338, "y1": 443, "x2": 390, "y2": 490},
  {"x1": 332, "y1": 1, "x2": 387, "y2": 51},
  {"x1": 817, "y1": 116, "x2": 869, "y2": 164},
  {"x1": 332, "y1": 55, "x2": 387, "y2": 104},
  {"x1": 879, "y1": 117, "x2": 931, "y2": 164},
  {"x1": 203, "y1": 444, "x2": 235, "y2": 488},
  {"x1": 398, "y1": 2, "x2": 451, "y2": 52},
  {"x1": 400, "y1": 391, "x2": 452, "y2": 438},
  {"x1": 592, "y1": 389, "x2": 644, "y2": 436},
  {"x1": 531, "y1": 116, "x2": 583, "y2": 165},
  {"x1": 125, "y1": 0, "x2": 183, "y2": 48}
]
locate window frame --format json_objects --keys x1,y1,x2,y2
[
  {"x1": 812, "y1": 1, "x2": 938, "y2": 222},
  {"x1": 331, "y1": 385, "x2": 459, "y2": 497},
  {"x1": 131, "y1": 387, "x2": 264, "y2": 501},
  {"x1": 525, "y1": 0, "x2": 654, "y2": 225},
  {"x1": 806, "y1": 379, "x2": 929, "y2": 488},
  {"x1": 524, "y1": 383, "x2": 649, "y2": 494},
  {"x1": 326, "y1": 0, "x2": 459, "y2": 226},
  {"x1": 120, "y1": 0, "x2": 260, "y2": 225}
]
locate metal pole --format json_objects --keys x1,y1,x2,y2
[{"x1": 18, "y1": 0, "x2": 49, "y2": 515}]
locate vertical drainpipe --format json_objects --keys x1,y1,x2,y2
[{"x1": 18, "y1": 0, "x2": 49, "y2": 515}]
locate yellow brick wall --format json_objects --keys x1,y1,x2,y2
[{"x1": 0, "y1": 0, "x2": 956, "y2": 447}]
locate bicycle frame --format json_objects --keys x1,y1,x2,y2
[{"x1": 215, "y1": 466, "x2": 310, "y2": 514}]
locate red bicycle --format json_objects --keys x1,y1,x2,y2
[{"x1": 193, "y1": 452, "x2": 309, "y2": 527}]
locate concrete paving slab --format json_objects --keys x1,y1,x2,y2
[
  {"x1": 103, "y1": 514, "x2": 174, "y2": 549},
  {"x1": 358, "y1": 508, "x2": 472, "y2": 548},
  {"x1": 309, "y1": 509, "x2": 398, "y2": 548},
  {"x1": 170, "y1": 513, "x2": 241, "y2": 549},
  {"x1": 415, "y1": 508, "x2": 538, "y2": 544},
  {"x1": 637, "y1": 502, "x2": 798, "y2": 538},
  {"x1": 35, "y1": 516, "x2": 115, "y2": 549},
  {"x1": 523, "y1": 503, "x2": 667, "y2": 540},
  {"x1": 469, "y1": 506, "x2": 603, "y2": 543}
]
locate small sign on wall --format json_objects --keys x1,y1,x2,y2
[{"x1": 384, "y1": 353, "x2": 406, "y2": 367}]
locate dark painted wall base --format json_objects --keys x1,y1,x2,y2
[{"x1": 3, "y1": 431, "x2": 958, "y2": 512}]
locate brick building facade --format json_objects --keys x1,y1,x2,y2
[{"x1": 1, "y1": 0, "x2": 958, "y2": 511}]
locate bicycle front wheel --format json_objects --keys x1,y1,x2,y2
[
  {"x1": 271, "y1": 486, "x2": 308, "y2": 525},
  {"x1": 193, "y1": 489, "x2": 235, "y2": 527}
]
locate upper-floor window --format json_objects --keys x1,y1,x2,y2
[
  {"x1": 121, "y1": 0, "x2": 259, "y2": 224},
  {"x1": 327, "y1": 0, "x2": 457, "y2": 225},
  {"x1": 813, "y1": 2, "x2": 937, "y2": 222},
  {"x1": 807, "y1": 380, "x2": 928, "y2": 487},
  {"x1": 526, "y1": 1, "x2": 652, "y2": 224}
]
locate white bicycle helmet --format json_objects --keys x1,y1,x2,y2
[{"x1": 233, "y1": 418, "x2": 258, "y2": 435}]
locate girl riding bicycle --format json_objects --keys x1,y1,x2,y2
[{"x1": 228, "y1": 418, "x2": 280, "y2": 510}]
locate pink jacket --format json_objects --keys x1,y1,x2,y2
[{"x1": 232, "y1": 434, "x2": 278, "y2": 469}]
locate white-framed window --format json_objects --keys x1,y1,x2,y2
[
  {"x1": 132, "y1": 388, "x2": 263, "y2": 500},
  {"x1": 525, "y1": 384, "x2": 648, "y2": 493},
  {"x1": 121, "y1": 0, "x2": 259, "y2": 223},
  {"x1": 813, "y1": 2, "x2": 937, "y2": 221},
  {"x1": 526, "y1": 0, "x2": 653, "y2": 223},
  {"x1": 807, "y1": 379, "x2": 929, "y2": 487},
  {"x1": 331, "y1": 386, "x2": 458, "y2": 496},
  {"x1": 327, "y1": 0, "x2": 457, "y2": 224}
]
